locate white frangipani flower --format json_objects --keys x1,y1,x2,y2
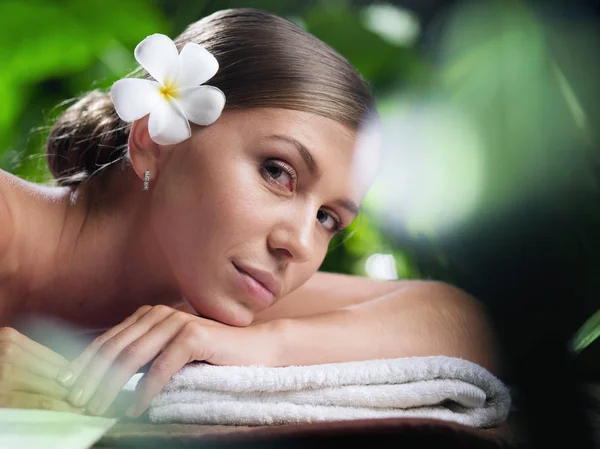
[{"x1": 110, "y1": 34, "x2": 226, "y2": 145}]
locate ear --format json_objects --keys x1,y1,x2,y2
[{"x1": 128, "y1": 115, "x2": 161, "y2": 183}]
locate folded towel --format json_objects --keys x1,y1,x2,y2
[{"x1": 127, "y1": 356, "x2": 510, "y2": 427}]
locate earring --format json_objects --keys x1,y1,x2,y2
[{"x1": 143, "y1": 170, "x2": 150, "y2": 191}]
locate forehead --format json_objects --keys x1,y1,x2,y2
[
  {"x1": 221, "y1": 108, "x2": 356, "y2": 153},
  {"x1": 214, "y1": 107, "x2": 362, "y2": 185}
]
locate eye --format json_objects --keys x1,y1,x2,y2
[
  {"x1": 261, "y1": 159, "x2": 297, "y2": 192},
  {"x1": 317, "y1": 209, "x2": 343, "y2": 234}
]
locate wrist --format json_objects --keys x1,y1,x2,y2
[{"x1": 244, "y1": 318, "x2": 289, "y2": 367}]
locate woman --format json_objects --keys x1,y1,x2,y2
[{"x1": 0, "y1": 9, "x2": 498, "y2": 418}]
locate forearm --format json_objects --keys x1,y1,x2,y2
[{"x1": 257, "y1": 281, "x2": 500, "y2": 374}]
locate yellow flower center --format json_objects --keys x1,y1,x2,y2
[{"x1": 159, "y1": 82, "x2": 178, "y2": 100}]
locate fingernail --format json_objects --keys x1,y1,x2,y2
[
  {"x1": 69, "y1": 387, "x2": 84, "y2": 407},
  {"x1": 56, "y1": 369, "x2": 75, "y2": 386}
]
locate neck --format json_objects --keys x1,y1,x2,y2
[{"x1": 11, "y1": 165, "x2": 182, "y2": 330}]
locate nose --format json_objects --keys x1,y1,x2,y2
[{"x1": 268, "y1": 208, "x2": 314, "y2": 263}]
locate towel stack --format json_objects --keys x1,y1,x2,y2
[{"x1": 125, "y1": 356, "x2": 510, "y2": 427}]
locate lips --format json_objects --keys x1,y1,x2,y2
[{"x1": 232, "y1": 262, "x2": 281, "y2": 297}]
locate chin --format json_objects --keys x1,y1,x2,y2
[
  {"x1": 222, "y1": 313, "x2": 254, "y2": 327},
  {"x1": 188, "y1": 296, "x2": 255, "y2": 327}
]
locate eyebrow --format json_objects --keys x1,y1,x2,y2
[
  {"x1": 266, "y1": 134, "x2": 360, "y2": 219},
  {"x1": 334, "y1": 199, "x2": 360, "y2": 217},
  {"x1": 267, "y1": 134, "x2": 320, "y2": 178}
]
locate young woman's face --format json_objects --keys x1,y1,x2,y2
[{"x1": 150, "y1": 108, "x2": 366, "y2": 326}]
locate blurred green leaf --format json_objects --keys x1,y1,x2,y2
[
  {"x1": 304, "y1": 3, "x2": 423, "y2": 92},
  {"x1": 0, "y1": 0, "x2": 167, "y2": 179},
  {"x1": 572, "y1": 308, "x2": 600, "y2": 353},
  {"x1": 0, "y1": 0, "x2": 167, "y2": 83}
]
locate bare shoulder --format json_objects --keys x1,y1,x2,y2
[
  {"x1": 253, "y1": 271, "x2": 408, "y2": 323},
  {"x1": 0, "y1": 170, "x2": 20, "y2": 321},
  {"x1": 0, "y1": 170, "x2": 18, "y2": 259},
  {"x1": 252, "y1": 271, "x2": 487, "y2": 326},
  {"x1": 406, "y1": 280, "x2": 501, "y2": 374}
]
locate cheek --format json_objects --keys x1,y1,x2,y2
[
  {"x1": 149, "y1": 160, "x2": 273, "y2": 268},
  {"x1": 149, "y1": 186, "x2": 208, "y2": 282},
  {"x1": 287, "y1": 244, "x2": 329, "y2": 294}
]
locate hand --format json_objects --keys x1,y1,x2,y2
[
  {"x1": 0, "y1": 327, "x2": 83, "y2": 413},
  {"x1": 56, "y1": 305, "x2": 274, "y2": 418}
]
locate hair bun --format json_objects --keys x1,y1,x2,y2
[{"x1": 46, "y1": 90, "x2": 129, "y2": 186}]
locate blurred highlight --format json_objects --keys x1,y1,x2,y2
[
  {"x1": 365, "y1": 253, "x2": 398, "y2": 280},
  {"x1": 359, "y1": 0, "x2": 598, "y2": 247},
  {"x1": 362, "y1": 4, "x2": 420, "y2": 47}
]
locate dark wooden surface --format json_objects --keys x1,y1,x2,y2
[{"x1": 94, "y1": 418, "x2": 518, "y2": 448}]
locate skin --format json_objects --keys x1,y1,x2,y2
[
  {"x1": 0, "y1": 108, "x2": 500, "y2": 418},
  {"x1": 1, "y1": 108, "x2": 362, "y2": 328}
]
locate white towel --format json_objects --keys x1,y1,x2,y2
[{"x1": 127, "y1": 356, "x2": 510, "y2": 427}]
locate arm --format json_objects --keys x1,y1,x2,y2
[
  {"x1": 254, "y1": 280, "x2": 501, "y2": 375},
  {"x1": 252, "y1": 271, "x2": 404, "y2": 323},
  {"x1": 58, "y1": 280, "x2": 501, "y2": 417},
  {"x1": 182, "y1": 272, "x2": 500, "y2": 373},
  {"x1": 176, "y1": 271, "x2": 403, "y2": 321}
]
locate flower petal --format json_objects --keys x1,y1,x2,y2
[
  {"x1": 148, "y1": 99, "x2": 191, "y2": 145},
  {"x1": 178, "y1": 43, "x2": 219, "y2": 87},
  {"x1": 110, "y1": 79, "x2": 162, "y2": 122},
  {"x1": 175, "y1": 86, "x2": 226, "y2": 126},
  {"x1": 134, "y1": 34, "x2": 180, "y2": 85}
]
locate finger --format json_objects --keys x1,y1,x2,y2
[
  {"x1": 0, "y1": 362, "x2": 69, "y2": 399},
  {"x1": 0, "y1": 327, "x2": 68, "y2": 367},
  {"x1": 67, "y1": 306, "x2": 152, "y2": 375},
  {"x1": 86, "y1": 313, "x2": 190, "y2": 416},
  {"x1": 57, "y1": 305, "x2": 153, "y2": 387},
  {"x1": 17, "y1": 336, "x2": 69, "y2": 367},
  {"x1": 68, "y1": 306, "x2": 177, "y2": 407},
  {"x1": 128, "y1": 322, "x2": 203, "y2": 418},
  {"x1": 0, "y1": 344, "x2": 64, "y2": 379},
  {"x1": 0, "y1": 390, "x2": 85, "y2": 413}
]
